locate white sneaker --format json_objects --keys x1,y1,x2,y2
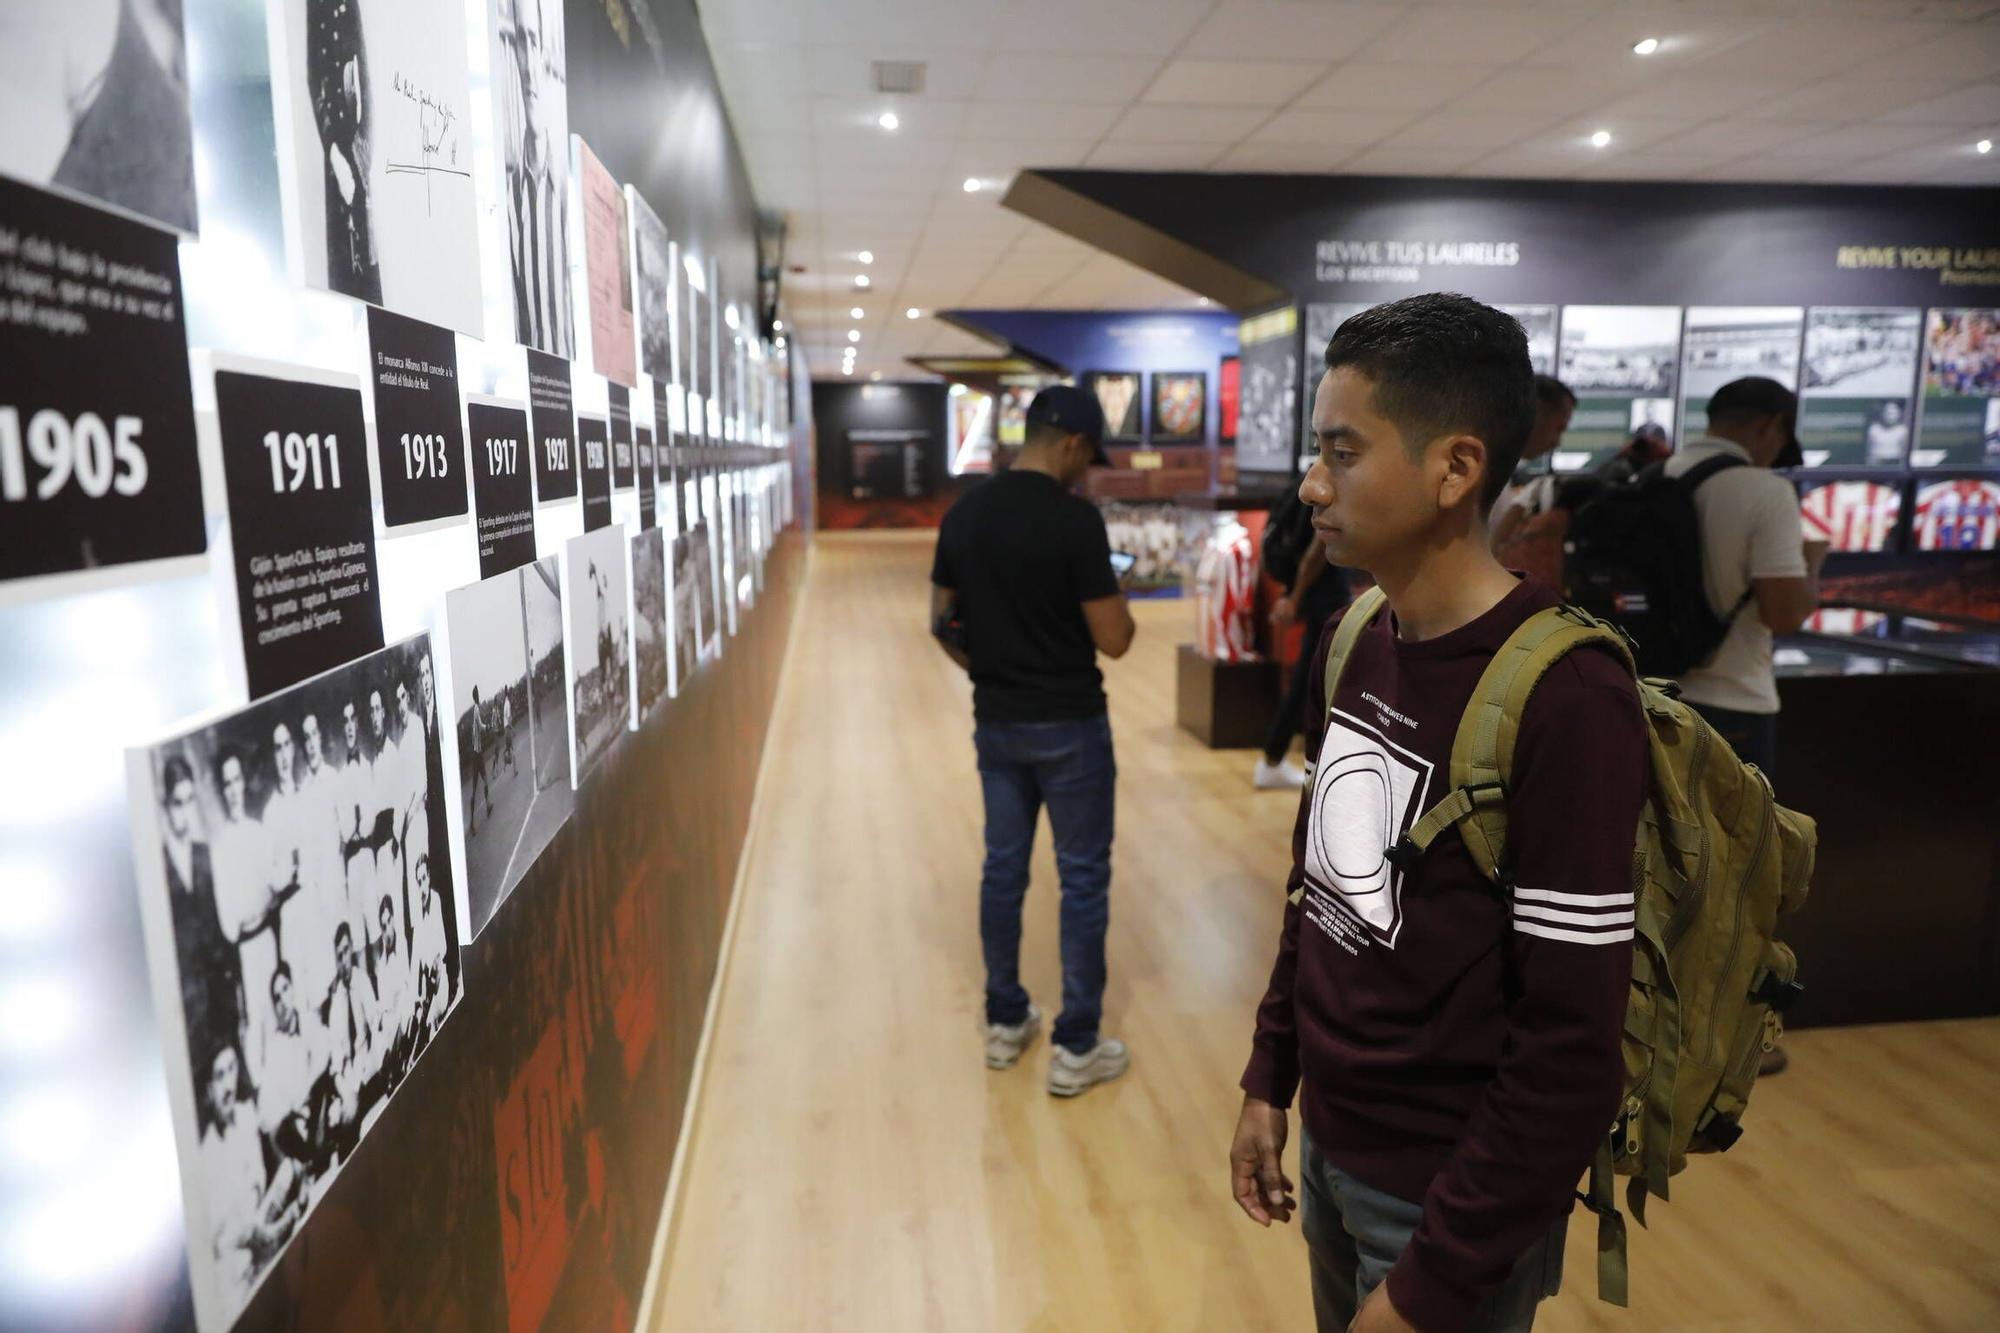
[
  {"x1": 1048, "y1": 1038, "x2": 1130, "y2": 1097},
  {"x1": 1253, "y1": 757, "x2": 1307, "y2": 790},
  {"x1": 985, "y1": 1005, "x2": 1042, "y2": 1070}
]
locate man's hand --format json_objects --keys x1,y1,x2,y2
[
  {"x1": 1270, "y1": 594, "x2": 1297, "y2": 628},
  {"x1": 1349, "y1": 1282, "x2": 1419, "y2": 1333},
  {"x1": 1229, "y1": 1094, "x2": 1295, "y2": 1225}
]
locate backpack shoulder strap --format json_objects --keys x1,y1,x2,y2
[
  {"x1": 1399, "y1": 606, "x2": 1637, "y2": 881},
  {"x1": 1678, "y1": 452, "x2": 1747, "y2": 490},
  {"x1": 1319, "y1": 585, "x2": 1388, "y2": 721}
]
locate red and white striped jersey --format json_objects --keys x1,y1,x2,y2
[
  {"x1": 1195, "y1": 522, "x2": 1260, "y2": 663},
  {"x1": 1800, "y1": 481, "x2": 1903, "y2": 552},
  {"x1": 1803, "y1": 608, "x2": 1886, "y2": 635},
  {"x1": 1912, "y1": 479, "x2": 2000, "y2": 552}
]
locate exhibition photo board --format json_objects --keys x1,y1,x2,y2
[
  {"x1": 1556, "y1": 305, "x2": 1684, "y2": 471},
  {"x1": 489, "y1": 0, "x2": 573, "y2": 358},
  {"x1": 563, "y1": 521, "x2": 630, "y2": 785},
  {"x1": 126, "y1": 633, "x2": 463, "y2": 1332},
  {"x1": 1800, "y1": 308, "x2": 1922, "y2": 468},
  {"x1": 1236, "y1": 303, "x2": 1298, "y2": 477}
]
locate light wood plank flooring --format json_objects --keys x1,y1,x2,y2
[{"x1": 652, "y1": 531, "x2": 2000, "y2": 1332}]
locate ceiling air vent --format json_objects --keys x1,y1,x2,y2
[{"x1": 871, "y1": 60, "x2": 926, "y2": 95}]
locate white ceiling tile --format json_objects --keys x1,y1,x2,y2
[
  {"x1": 948, "y1": 140, "x2": 1100, "y2": 175},
  {"x1": 1646, "y1": 121, "x2": 1822, "y2": 157},
  {"x1": 1381, "y1": 108, "x2": 1561, "y2": 151},
  {"x1": 1357, "y1": 6, "x2": 1581, "y2": 66},
  {"x1": 1693, "y1": 155, "x2": 1851, "y2": 182},
  {"x1": 972, "y1": 54, "x2": 1166, "y2": 105},
  {"x1": 805, "y1": 46, "x2": 989, "y2": 100},
  {"x1": 1518, "y1": 11, "x2": 1773, "y2": 71},
  {"x1": 1141, "y1": 59, "x2": 1332, "y2": 107},
  {"x1": 1294, "y1": 62, "x2": 1471, "y2": 113},
  {"x1": 700, "y1": 0, "x2": 819, "y2": 47},
  {"x1": 1807, "y1": 159, "x2": 1937, "y2": 186},
  {"x1": 1591, "y1": 74, "x2": 1788, "y2": 121},
  {"x1": 1104, "y1": 105, "x2": 1275, "y2": 144},
  {"x1": 1335, "y1": 143, "x2": 1491, "y2": 175},
  {"x1": 802, "y1": 0, "x2": 1005, "y2": 52},
  {"x1": 1542, "y1": 116, "x2": 1705, "y2": 154},
  {"x1": 1462, "y1": 148, "x2": 1587, "y2": 180},
  {"x1": 1082, "y1": 142, "x2": 1226, "y2": 169},
  {"x1": 1737, "y1": 80, "x2": 1944, "y2": 125},
  {"x1": 960, "y1": 100, "x2": 1126, "y2": 140},
  {"x1": 1784, "y1": 123, "x2": 1974, "y2": 158},
  {"x1": 1691, "y1": 17, "x2": 1953, "y2": 82},
  {"x1": 811, "y1": 96, "x2": 968, "y2": 140},
  {"x1": 1844, "y1": 28, "x2": 2000, "y2": 84},
  {"x1": 1576, "y1": 154, "x2": 1731, "y2": 182},
  {"x1": 993, "y1": 0, "x2": 1216, "y2": 56},
  {"x1": 1177, "y1": 3, "x2": 1407, "y2": 62},
  {"x1": 1213, "y1": 143, "x2": 1354, "y2": 173},
  {"x1": 1878, "y1": 83, "x2": 2000, "y2": 126},
  {"x1": 1461, "y1": 66, "x2": 1642, "y2": 116},
  {"x1": 1244, "y1": 107, "x2": 1419, "y2": 148}
]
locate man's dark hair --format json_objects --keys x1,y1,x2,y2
[
  {"x1": 1321, "y1": 293, "x2": 1537, "y2": 512},
  {"x1": 211, "y1": 745, "x2": 245, "y2": 789},
  {"x1": 270, "y1": 961, "x2": 292, "y2": 995},
  {"x1": 1534, "y1": 373, "x2": 1576, "y2": 408},
  {"x1": 162, "y1": 754, "x2": 194, "y2": 799}
]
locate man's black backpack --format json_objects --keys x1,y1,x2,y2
[
  {"x1": 1261, "y1": 488, "x2": 1315, "y2": 588},
  {"x1": 1564, "y1": 455, "x2": 1748, "y2": 677}
]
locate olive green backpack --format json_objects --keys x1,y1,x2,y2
[{"x1": 1313, "y1": 587, "x2": 1817, "y2": 1306}]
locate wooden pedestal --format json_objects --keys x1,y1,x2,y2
[{"x1": 1176, "y1": 644, "x2": 1280, "y2": 749}]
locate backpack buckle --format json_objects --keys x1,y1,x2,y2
[
  {"x1": 1751, "y1": 972, "x2": 1805, "y2": 1013},
  {"x1": 1384, "y1": 837, "x2": 1424, "y2": 872}
]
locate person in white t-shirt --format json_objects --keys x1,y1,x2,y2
[
  {"x1": 1488, "y1": 373, "x2": 1575, "y2": 551},
  {"x1": 1668, "y1": 378, "x2": 1828, "y2": 781}
]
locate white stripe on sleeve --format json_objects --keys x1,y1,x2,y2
[
  {"x1": 1514, "y1": 919, "x2": 1636, "y2": 946},
  {"x1": 1514, "y1": 903, "x2": 1637, "y2": 928},
  {"x1": 1512, "y1": 886, "x2": 1635, "y2": 907}
]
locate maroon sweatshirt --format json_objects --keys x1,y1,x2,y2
[{"x1": 1241, "y1": 579, "x2": 1646, "y2": 1332}]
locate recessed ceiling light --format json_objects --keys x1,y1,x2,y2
[
  {"x1": 773, "y1": 319, "x2": 784, "y2": 332},
  {"x1": 870, "y1": 371, "x2": 882, "y2": 382},
  {"x1": 855, "y1": 274, "x2": 871, "y2": 288},
  {"x1": 906, "y1": 307, "x2": 920, "y2": 319},
  {"x1": 963, "y1": 177, "x2": 982, "y2": 193},
  {"x1": 848, "y1": 330, "x2": 860, "y2": 342},
  {"x1": 1590, "y1": 130, "x2": 1613, "y2": 148},
  {"x1": 1632, "y1": 37, "x2": 1660, "y2": 56},
  {"x1": 858, "y1": 250, "x2": 874, "y2": 265},
  {"x1": 1980, "y1": 138, "x2": 1994, "y2": 155},
  {"x1": 877, "y1": 111, "x2": 899, "y2": 131},
  {"x1": 850, "y1": 306, "x2": 865, "y2": 319},
  {"x1": 1197, "y1": 296, "x2": 1211, "y2": 306},
  {"x1": 843, "y1": 365, "x2": 853, "y2": 375}
]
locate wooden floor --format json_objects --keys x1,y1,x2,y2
[{"x1": 651, "y1": 531, "x2": 2000, "y2": 1332}]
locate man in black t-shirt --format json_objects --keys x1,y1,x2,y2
[{"x1": 931, "y1": 385, "x2": 1136, "y2": 1097}]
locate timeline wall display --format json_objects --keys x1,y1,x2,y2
[
  {"x1": 563, "y1": 522, "x2": 629, "y2": 784},
  {"x1": 1236, "y1": 304, "x2": 1299, "y2": 476},
  {"x1": 1556, "y1": 305, "x2": 1684, "y2": 470},
  {"x1": 609, "y1": 381, "x2": 634, "y2": 491},
  {"x1": 525, "y1": 348, "x2": 577, "y2": 504},
  {"x1": 575, "y1": 135, "x2": 635, "y2": 388},
  {"x1": 443, "y1": 555, "x2": 570, "y2": 940},
  {"x1": 464, "y1": 397, "x2": 535, "y2": 579},
  {"x1": 630, "y1": 525, "x2": 667, "y2": 727},
  {"x1": 1915, "y1": 309, "x2": 2000, "y2": 467},
  {"x1": 489, "y1": 0, "x2": 573, "y2": 357},
  {"x1": 1151, "y1": 371, "x2": 1207, "y2": 443},
  {"x1": 365, "y1": 307, "x2": 468, "y2": 529},
  {"x1": 1679, "y1": 306, "x2": 1805, "y2": 429},
  {"x1": 268, "y1": 0, "x2": 484, "y2": 335},
  {"x1": 1912, "y1": 477, "x2": 2000, "y2": 552},
  {"x1": 1303, "y1": 303, "x2": 1373, "y2": 457},
  {"x1": 125, "y1": 632, "x2": 462, "y2": 1333},
  {"x1": 211, "y1": 357, "x2": 384, "y2": 700},
  {"x1": 1083, "y1": 371, "x2": 1142, "y2": 442},
  {"x1": 630, "y1": 188, "x2": 672, "y2": 383},
  {"x1": 1498, "y1": 305, "x2": 1559, "y2": 376},
  {"x1": 1800, "y1": 478, "x2": 1904, "y2": 553},
  {"x1": 0, "y1": 176, "x2": 207, "y2": 596},
  {"x1": 577, "y1": 414, "x2": 611, "y2": 531},
  {"x1": 0, "y1": 0, "x2": 198, "y2": 235},
  {"x1": 636, "y1": 424, "x2": 657, "y2": 530},
  {"x1": 669, "y1": 528, "x2": 704, "y2": 695},
  {"x1": 1799, "y1": 307, "x2": 1922, "y2": 468}
]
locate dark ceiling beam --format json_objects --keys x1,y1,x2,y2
[{"x1": 1000, "y1": 170, "x2": 1285, "y2": 313}]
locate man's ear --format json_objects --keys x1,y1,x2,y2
[{"x1": 1438, "y1": 434, "x2": 1487, "y2": 513}]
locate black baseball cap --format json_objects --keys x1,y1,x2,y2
[
  {"x1": 1707, "y1": 376, "x2": 1803, "y2": 468},
  {"x1": 1024, "y1": 384, "x2": 1112, "y2": 466}
]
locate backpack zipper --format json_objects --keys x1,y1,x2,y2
[
  {"x1": 1662, "y1": 721, "x2": 1715, "y2": 953},
  {"x1": 1704, "y1": 798, "x2": 1775, "y2": 1064}
]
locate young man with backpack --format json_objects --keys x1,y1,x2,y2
[
  {"x1": 1488, "y1": 373, "x2": 1576, "y2": 588},
  {"x1": 1230, "y1": 295, "x2": 1649, "y2": 1332}
]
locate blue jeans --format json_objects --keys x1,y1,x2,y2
[
  {"x1": 974, "y1": 714, "x2": 1115, "y2": 1054},
  {"x1": 1300, "y1": 1129, "x2": 1564, "y2": 1333}
]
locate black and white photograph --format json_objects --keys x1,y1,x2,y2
[
  {"x1": 1680, "y1": 307, "x2": 1804, "y2": 420},
  {"x1": 668, "y1": 528, "x2": 703, "y2": 695},
  {"x1": 489, "y1": 0, "x2": 573, "y2": 357},
  {"x1": 1800, "y1": 308, "x2": 1923, "y2": 467},
  {"x1": 1304, "y1": 303, "x2": 1373, "y2": 455},
  {"x1": 526, "y1": 348, "x2": 577, "y2": 504},
  {"x1": 1497, "y1": 304, "x2": 1559, "y2": 376},
  {"x1": 0, "y1": 174, "x2": 207, "y2": 597},
  {"x1": 443, "y1": 556, "x2": 569, "y2": 939},
  {"x1": 563, "y1": 522, "x2": 629, "y2": 784},
  {"x1": 268, "y1": 0, "x2": 484, "y2": 334},
  {"x1": 630, "y1": 187, "x2": 673, "y2": 383},
  {"x1": 465, "y1": 397, "x2": 536, "y2": 579},
  {"x1": 210, "y1": 356, "x2": 384, "y2": 700},
  {"x1": 637, "y1": 424, "x2": 657, "y2": 530},
  {"x1": 1558, "y1": 305, "x2": 1684, "y2": 395},
  {"x1": 1236, "y1": 305, "x2": 1299, "y2": 476},
  {"x1": 629, "y1": 525, "x2": 666, "y2": 726},
  {"x1": 0, "y1": 0, "x2": 196, "y2": 234},
  {"x1": 127, "y1": 634, "x2": 462, "y2": 1331}
]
